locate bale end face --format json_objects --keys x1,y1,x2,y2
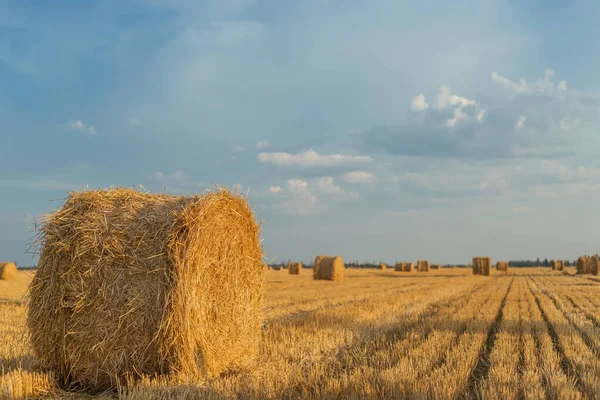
[
  {"x1": 417, "y1": 260, "x2": 429, "y2": 272},
  {"x1": 313, "y1": 255, "x2": 344, "y2": 281},
  {"x1": 379, "y1": 263, "x2": 387, "y2": 270},
  {"x1": 27, "y1": 187, "x2": 264, "y2": 391}
]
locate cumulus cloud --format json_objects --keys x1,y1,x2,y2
[
  {"x1": 268, "y1": 185, "x2": 281, "y2": 194},
  {"x1": 67, "y1": 119, "x2": 97, "y2": 135},
  {"x1": 258, "y1": 149, "x2": 372, "y2": 168},
  {"x1": 361, "y1": 69, "x2": 594, "y2": 160},
  {"x1": 344, "y1": 171, "x2": 376, "y2": 184},
  {"x1": 410, "y1": 94, "x2": 429, "y2": 112}
]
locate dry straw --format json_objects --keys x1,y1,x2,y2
[
  {"x1": 288, "y1": 262, "x2": 302, "y2": 275},
  {"x1": 394, "y1": 263, "x2": 402, "y2": 272},
  {"x1": 271, "y1": 265, "x2": 282, "y2": 271},
  {"x1": 430, "y1": 264, "x2": 441, "y2": 270},
  {"x1": 27, "y1": 187, "x2": 264, "y2": 391},
  {"x1": 379, "y1": 263, "x2": 387, "y2": 270},
  {"x1": 313, "y1": 255, "x2": 344, "y2": 281},
  {"x1": 496, "y1": 261, "x2": 508, "y2": 272},
  {"x1": 472, "y1": 257, "x2": 491, "y2": 275},
  {"x1": 591, "y1": 256, "x2": 599, "y2": 276},
  {"x1": 552, "y1": 260, "x2": 564, "y2": 271},
  {"x1": 403, "y1": 262, "x2": 414, "y2": 272},
  {"x1": 577, "y1": 256, "x2": 590, "y2": 275},
  {"x1": 0, "y1": 261, "x2": 17, "y2": 280},
  {"x1": 417, "y1": 260, "x2": 430, "y2": 272}
]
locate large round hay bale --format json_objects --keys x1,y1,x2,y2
[
  {"x1": 552, "y1": 260, "x2": 564, "y2": 271},
  {"x1": 313, "y1": 255, "x2": 344, "y2": 281},
  {"x1": 417, "y1": 260, "x2": 429, "y2": 272},
  {"x1": 472, "y1": 257, "x2": 480, "y2": 275},
  {"x1": 27, "y1": 187, "x2": 264, "y2": 391},
  {"x1": 404, "y1": 262, "x2": 414, "y2": 272},
  {"x1": 288, "y1": 262, "x2": 302, "y2": 275},
  {"x1": 378, "y1": 263, "x2": 387, "y2": 270},
  {"x1": 0, "y1": 262, "x2": 17, "y2": 280},
  {"x1": 430, "y1": 264, "x2": 440, "y2": 270},
  {"x1": 394, "y1": 263, "x2": 402, "y2": 272}
]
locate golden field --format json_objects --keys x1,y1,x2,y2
[{"x1": 2, "y1": 267, "x2": 600, "y2": 399}]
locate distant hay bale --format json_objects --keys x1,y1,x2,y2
[
  {"x1": 379, "y1": 263, "x2": 387, "y2": 270},
  {"x1": 0, "y1": 261, "x2": 17, "y2": 280},
  {"x1": 417, "y1": 260, "x2": 430, "y2": 272},
  {"x1": 404, "y1": 262, "x2": 414, "y2": 272},
  {"x1": 394, "y1": 263, "x2": 402, "y2": 272},
  {"x1": 313, "y1": 255, "x2": 324, "y2": 279},
  {"x1": 430, "y1": 264, "x2": 440, "y2": 270},
  {"x1": 271, "y1": 265, "x2": 282, "y2": 271},
  {"x1": 552, "y1": 260, "x2": 564, "y2": 271},
  {"x1": 496, "y1": 261, "x2": 508, "y2": 272},
  {"x1": 288, "y1": 262, "x2": 302, "y2": 275},
  {"x1": 591, "y1": 256, "x2": 599, "y2": 276},
  {"x1": 473, "y1": 257, "x2": 491, "y2": 276},
  {"x1": 313, "y1": 255, "x2": 344, "y2": 281},
  {"x1": 27, "y1": 187, "x2": 264, "y2": 391},
  {"x1": 577, "y1": 256, "x2": 590, "y2": 274}
]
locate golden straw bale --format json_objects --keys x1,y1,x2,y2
[
  {"x1": 394, "y1": 263, "x2": 402, "y2": 272},
  {"x1": 480, "y1": 257, "x2": 491, "y2": 276},
  {"x1": 552, "y1": 260, "x2": 564, "y2": 271},
  {"x1": 378, "y1": 263, "x2": 387, "y2": 270},
  {"x1": 28, "y1": 187, "x2": 264, "y2": 391},
  {"x1": 472, "y1": 257, "x2": 480, "y2": 275},
  {"x1": 313, "y1": 255, "x2": 324, "y2": 279},
  {"x1": 288, "y1": 262, "x2": 302, "y2": 275},
  {"x1": 417, "y1": 260, "x2": 429, "y2": 272},
  {"x1": 577, "y1": 256, "x2": 590, "y2": 274},
  {"x1": 591, "y1": 256, "x2": 599, "y2": 276},
  {"x1": 496, "y1": 261, "x2": 508, "y2": 272},
  {"x1": 403, "y1": 262, "x2": 414, "y2": 272},
  {"x1": 271, "y1": 265, "x2": 282, "y2": 271},
  {"x1": 313, "y1": 255, "x2": 344, "y2": 281},
  {"x1": 263, "y1": 264, "x2": 270, "y2": 272},
  {"x1": 0, "y1": 261, "x2": 17, "y2": 280},
  {"x1": 430, "y1": 264, "x2": 440, "y2": 270}
]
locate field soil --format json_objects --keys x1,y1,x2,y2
[{"x1": 2, "y1": 267, "x2": 599, "y2": 399}]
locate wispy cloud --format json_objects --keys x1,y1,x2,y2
[
  {"x1": 258, "y1": 149, "x2": 372, "y2": 168},
  {"x1": 256, "y1": 140, "x2": 269, "y2": 150},
  {"x1": 344, "y1": 171, "x2": 376, "y2": 184},
  {"x1": 66, "y1": 120, "x2": 97, "y2": 135}
]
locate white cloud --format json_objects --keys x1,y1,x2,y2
[
  {"x1": 268, "y1": 185, "x2": 281, "y2": 194},
  {"x1": 344, "y1": 171, "x2": 376, "y2": 184},
  {"x1": 67, "y1": 119, "x2": 96, "y2": 135},
  {"x1": 285, "y1": 179, "x2": 318, "y2": 215},
  {"x1": 410, "y1": 94, "x2": 429, "y2": 112},
  {"x1": 432, "y1": 85, "x2": 481, "y2": 128},
  {"x1": 516, "y1": 115, "x2": 526, "y2": 128},
  {"x1": 256, "y1": 140, "x2": 269, "y2": 150},
  {"x1": 315, "y1": 176, "x2": 343, "y2": 194},
  {"x1": 153, "y1": 170, "x2": 189, "y2": 182},
  {"x1": 258, "y1": 149, "x2": 372, "y2": 168},
  {"x1": 492, "y1": 68, "x2": 567, "y2": 95}
]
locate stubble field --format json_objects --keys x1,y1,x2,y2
[{"x1": 2, "y1": 267, "x2": 600, "y2": 399}]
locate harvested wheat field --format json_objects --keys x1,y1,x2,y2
[{"x1": 5, "y1": 266, "x2": 600, "y2": 399}]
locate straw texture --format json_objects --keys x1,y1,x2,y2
[
  {"x1": 27, "y1": 187, "x2": 264, "y2": 391},
  {"x1": 288, "y1": 262, "x2": 302, "y2": 275},
  {"x1": 313, "y1": 255, "x2": 344, "y2": 281},
  {"x1": 417, "y1": 260, "x2": 430, "y2": 272},
  {"x1": 0, "y1": 261, "x2": 17, "y2": 280}
]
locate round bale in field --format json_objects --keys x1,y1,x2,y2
[
  {"x1": 313, "y1": 255, "x2": 344, "y2": 281},
  {"x1": 28, "y1": 187, "x2": 264, "y2": 391},
  {"x1": 0, "y1": 261, "x2": 17, "y2": 280}
]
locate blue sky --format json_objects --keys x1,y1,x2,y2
[{"x1": 1, "y1": 0, "x2": 600, "y2": 266}]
